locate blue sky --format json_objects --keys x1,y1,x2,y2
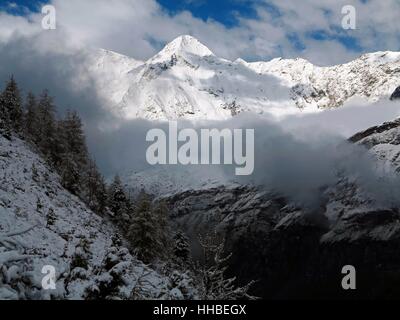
[
  {"x1": 158, "y1": 0, "x2": 357, "y2": 53},
  {"x1": 157, "y1": 0, "x2": 262, "y2": 28},
  {"x1": 2, "y1": 0, "x2": 359, "y2": 53},
  {"x1": 7, "y1": 0, "x2": 263, "y2": 27},
  {"x1": 1, "y1": 0, "x2": 399, "y2": 66},
  {"x1": 1, "y1": 0, "x2": 46, "y2": 14}
]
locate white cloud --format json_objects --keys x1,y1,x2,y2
[
  {"x1": 1, "y1": 0, "x2": 399, "y2": 202},
  {"x1": 257, "y1": 0, "x2": 400, "y2": 63},
  {"x1": 0, "y1": 0, "x2": 399, "y2": 65}
]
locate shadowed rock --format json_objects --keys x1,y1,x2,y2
[{"x1": 390, "y1": 86, "x2": 400, "y2": 100}]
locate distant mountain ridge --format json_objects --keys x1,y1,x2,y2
[{"x1": 90, "y1": 35, "x2": 400, "y2": 121}]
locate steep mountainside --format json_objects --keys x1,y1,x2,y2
[
  {"x1": 89, "y1": 49, "x2": 143, "y2": 108},
  {"x1": 0, "y1": 135, "x2": 197, "y2": 299},
  {"x1": 91, "y1": 35, "x2": 400, "y2": 120},
  {"x1": 350, "y1": 118, "x2": 400, "y2": 173},
  {"x1": 159, "y1": 119, "x2": 400, "y2": 298}
]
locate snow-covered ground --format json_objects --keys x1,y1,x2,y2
[
  {"x1": 122, "y1": 166, "x2": 234, "y2": 199},
  {"x1": 3, "y1": 34, "x2": 400, "y2": 300},
  {"x1": 0, "y1": 135, "x2": 197, "y2": 299}
]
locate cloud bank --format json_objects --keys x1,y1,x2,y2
[
  {"x1": 0, "y1": 0, "x2": 400, "y2": 211},
  {"x1": 1, "y1": 0, "x2": 400, "y2": 65}
]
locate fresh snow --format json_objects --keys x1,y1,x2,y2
[
  {"x1": 150, "y1": 35, "x2": 214, "y2": 64},
  {"x1": 89, "y1": 35, "x2": 400, "y2": 121},
  {"x1": 122, "y1": 166, "x2": 232, "y2": 198},
  {"x1": 0, "y1": 135, "x2": 197, "y2": 299}
]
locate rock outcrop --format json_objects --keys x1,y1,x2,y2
[{"x1": 162, "y1": 119, "x2": 400, "y2": 298}]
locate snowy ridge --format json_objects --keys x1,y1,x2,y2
[
  {"x1": 122, "y1": 166, "x2": 236, "y2": 199},
  {"x1": 243, "y1": 51, "x2": 400, "y2": 109},
  {"x1": 350, "y1": 118, "x2": 400, "y2": 173},
  {"x1": 0, "y1": 135, "x2": 196, "y2": 299},
  {"x1": 89, "y1": 49, "x2": 143, "y2": 108},
  {"x1": 90, "y1": 35, "x2": 400, "y2": 121},
  {"x1": 150, "y1": 35, "x2": 214, "y2": 64}
]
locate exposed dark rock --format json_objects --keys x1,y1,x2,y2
[
  {"x1": 390, "y1": 86, "x2": 400, "y2": 100},
  {"x1": 165, "y1": 184, "x2": 400, "y2": 299},
  {"x1": 349, "y1": 118, "x2": 400, "y2": 144},
  {"x1": 158, "y1": 117, "x2": 400, "y2": 299}
]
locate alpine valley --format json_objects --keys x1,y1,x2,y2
[{"x1": 2, "y1": 34, "x2": 400, "y2": 300}]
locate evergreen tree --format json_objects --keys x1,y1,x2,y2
[
  {"x1": 0, "y1": 94, "x2": 10, "y2": 139},
  {"x1": 83, "y1": 159, "x2": 107, "y2": 215},
  {"x1": 58, "y1": 110, "x2": 89, "y2": 194},
  {"x1": 0, "y1": 81, "x2": 110, "y2": 222},
  {"x1": 59, "y1": 152, "x2": 81, "y2": 194},
  {"x1": 46, "y1": 208, "x2": 57, "y2": 227},
  {"x1": 173, "y1": 230, "x2": 190, "y2": 262},
  {"x1": 59, "y1": 110, "x2": 88, "y2": 166},
  {"x1": 127, "y1": 191, "x2": 162, "y2": 263},
  {"x1": 1, "y1": 75, "x2": 23, "y2": 134},
  {"x1": 107, "y1": 175, "x2": 126, "y2": 213},
  {"x1": 152, "y1": 200, "x2": 170, "y2": 248},
  {"x1": 23, "y1": 92, "x2": 38, "y2": 141},
  {"x1": 70, "y1": 237, "x2": 92, "y2": 270},
  {"x1": 36, "y1": 90, "x2": 58, "y2": 163},
  {"x1": 107, "y1": 175, "x2": 131, "y2": 227}
]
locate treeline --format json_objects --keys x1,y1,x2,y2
[
  {"x1": 0, "y1": 75, "x2": 187, "y2": 265},
  {"x1": 0, "y1": 76, "x2": 107, "y2": 215},
  {"x1": 107, "y1": 174, "x2": 190, "y2": 264},
  {"x1": 0, "y1": 76, "x2": 255, "y2": 298}
]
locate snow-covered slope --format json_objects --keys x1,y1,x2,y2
[
  {"x1": 89, "y1": 49, "x2": 143, "y2": 108},
  {"x1": 0, "y1": 135, "x2": 196, "y2": 299},
  {"x1": 122, "y1": 166, "x2": 233, "y2": 199},
  {"x1": 243, "y1": 51, "x2": 400, "y2": 110},
  {"x1": 350, "y1": 118, "x2": 400, "y2": 173},
  {"x1": 91, "y1": 35, "x2": 400, "y2": 121}
]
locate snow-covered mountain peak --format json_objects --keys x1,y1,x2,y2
[
  {"x1": 150, "y1": 35, "x2": 214, "y2": 63},
  {"x1": 87, "y1": 35, "x2": 400, "y2": 121},
  {"x1": 94, "y1": 48, "x2": 143, "y2": 70},
  {"x1": 359, "y1": 51, "x2": 400, "y2": 65}
]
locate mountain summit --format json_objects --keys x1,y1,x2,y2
[
  {"x1": 151, "y1": 35, "x2": 214, "y2": 63},
  {"x1": 90, "y1": 36, "x2": 400, "y2": 121}
]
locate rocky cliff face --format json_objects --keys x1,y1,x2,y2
[
  {"x1": 350, "y1": 118, "x2": 400, "y2": 172},
  {"x1": 164, "y1": 184, "x2": 400, "y2": 298},
  {"x1": 161, "y1": 119, "x2": 400, "y2": 298}
]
